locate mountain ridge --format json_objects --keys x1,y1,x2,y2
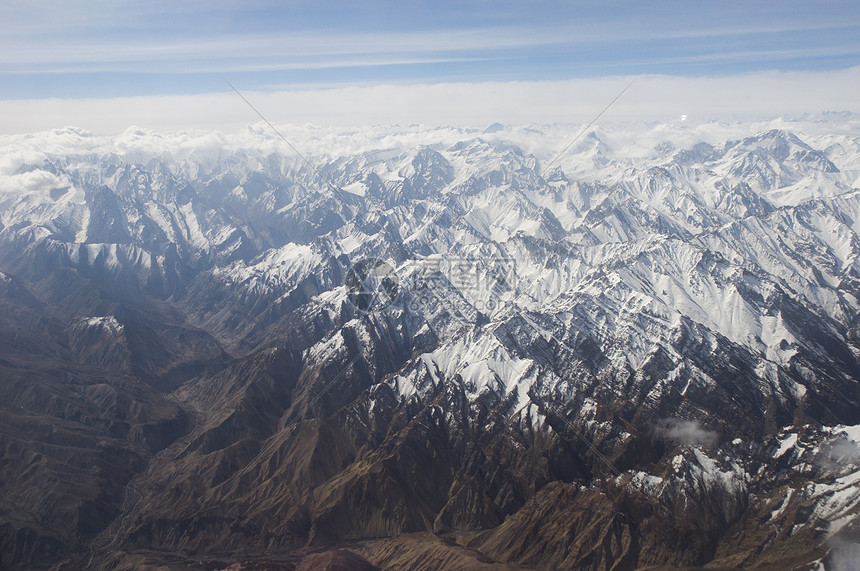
[{"x1": 1, "y1": 120, "x2": 859, "y2": 569}]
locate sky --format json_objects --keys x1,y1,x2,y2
[{"x1": 1, "y1": 0, "x2": 860, "y2": 133}]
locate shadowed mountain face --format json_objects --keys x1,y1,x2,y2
[{"x1": 1, "y1": 122, "x2": 860, "y2": 569}]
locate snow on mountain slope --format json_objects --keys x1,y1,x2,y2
[{"x1": 2, "y1": 118, "x2": 860, "y2": 569}]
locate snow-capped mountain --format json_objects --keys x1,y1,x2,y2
[{"x1": 1, "y1": 119, "x2": 859, "y2": 569}]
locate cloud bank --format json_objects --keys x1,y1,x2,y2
[{"x1": 2, "y1": 69, "x2": 859, "y2": 135}]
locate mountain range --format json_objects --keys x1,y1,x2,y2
[{"x1": 1, "y1": 119, "x2": 860, "y2": 569}]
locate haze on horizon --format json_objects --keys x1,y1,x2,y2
[{"x1": 1, "y1": 0, "x2": 859, "y2": 133}]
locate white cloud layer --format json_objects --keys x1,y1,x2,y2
[
  {"x1": 0, "y1": 169, "x2": 70, "y2": 196},
  {"x1": 2, "y1": 69, "x2": 859, "y2": 135}
]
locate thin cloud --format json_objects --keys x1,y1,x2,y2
[
  {"x1": 815, "y1": 431, "x2": 860, "y2": 472},
  {"x1": 656, "y1": 418, "x2": 719, "y2": 447},
  {"x1": 0, "y1": 27, "x2": 585, "y2": 68},
  {"x1": 2, "y1": 22, "x2": 859, "y2": 75},
  {"x1": 2, "y1": 56, "x2": 495, "y2": 76},
  {"x1": 606, "y1": 46, "x2": 860, "y2": 68}
]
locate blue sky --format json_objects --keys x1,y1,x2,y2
[{"x1": 1, "y1": 1, "x2": 859, "y2": 132}]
